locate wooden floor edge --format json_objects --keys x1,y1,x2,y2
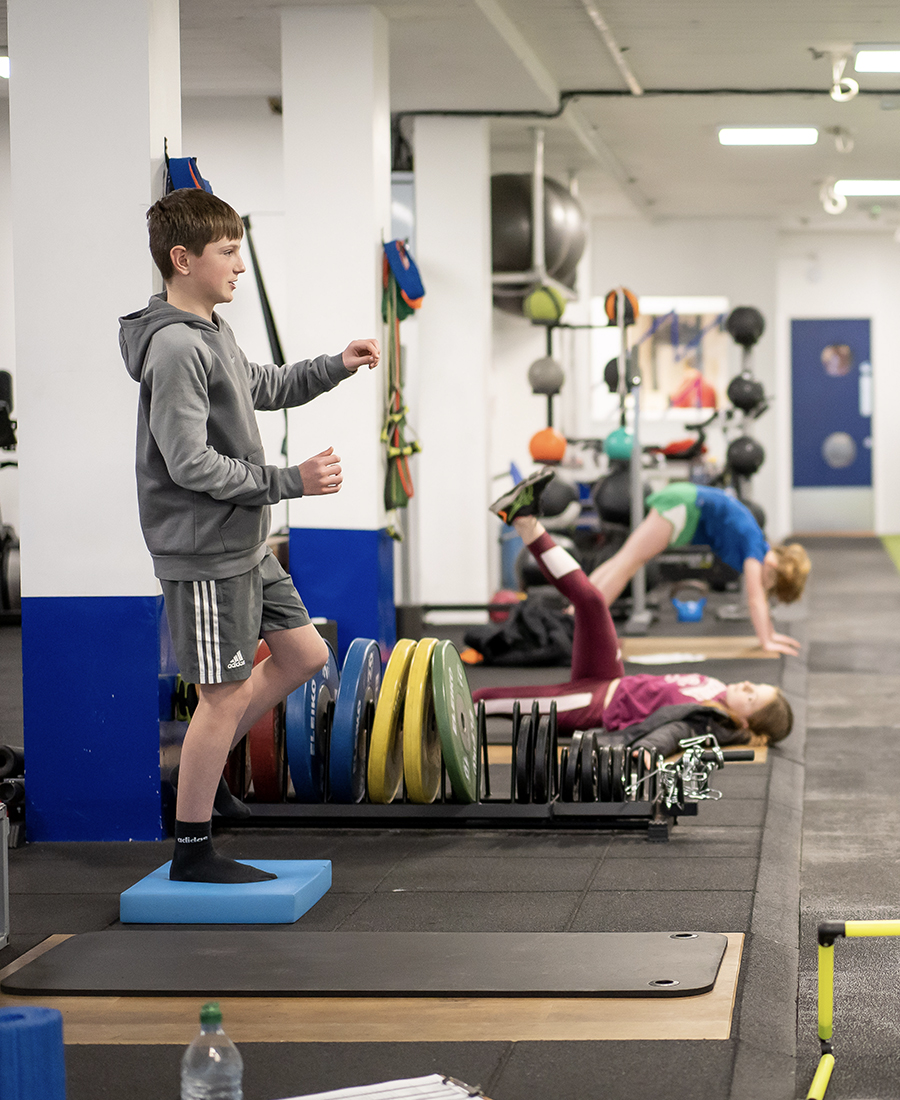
[{"x1": 0, "y1": 933, "x2": 744, "y2": 1044}]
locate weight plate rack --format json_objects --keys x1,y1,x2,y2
[{"x1": 172, "y1": 638, "x2": 756, "y2": 840}]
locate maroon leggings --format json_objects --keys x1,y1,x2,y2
[{"x1": 471, "y1": 531, "x2": 625, "y2": 732}]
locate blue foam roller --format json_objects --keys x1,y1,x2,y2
[
  {"x1": 119, "y1": 860, "x2": 331, "y2": 924},
  {"x1": 0, "y1": 1006, "x2": 66, "y2": 1100},
  {"x1": 286, "y1": 641, "x2": 339, "y2": 801}
]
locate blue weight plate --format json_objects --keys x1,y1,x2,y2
[
  {"x1": 285, "y1": 641, "x2": 339, "y2": 802},
  {"x1": 329, "y1": 638, "x2": 382, "y2": 803}
]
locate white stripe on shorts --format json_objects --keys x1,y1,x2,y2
[
  {"x1": 193, "y1": 580, "x2": 222, "y2": 683},
  {"x1": 539, "y1": 544, "x2": 581, "y2": 579},
  {"x1": 481, "y1": 692, "x2": 593, "y2": 716}
]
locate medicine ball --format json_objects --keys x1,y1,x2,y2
[
  {"x1": 523, "y1": 285, "x2": 567, "y2": 324},
  {"x1": 591, "y1": 466, "x2": 648, "y2": 527},
  {"x1": 528, "y1": 356, "x2": 565, "y2": 396},
  {"x1": 604, "y1": 356, "x2": 638, "y2": 394},
  {"x1": 603, "y1": 426, "x2": 633, "y2": 461},
  {"x1": 529, "y1": 426, "x2": 567, "y2": 464},
  {"x1": 725, "y1": 307, "x2": 765, "y2": 349},
  {"x1": 727, "y1": 372, "x2": 765, "y2": 413},
  {"x1": 604, "y1": 287, "x2": 639, "y2": 327},
  {"x1": 539, "y1": 474, "x2": 580, "y2": 519},
  {"x1": 727, "y1": 435, "x2": 765, "y2": 477}
]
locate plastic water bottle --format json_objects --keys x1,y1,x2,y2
[{"x1": 181, "y1": 1002, "x2": 243, "y2": 1100}]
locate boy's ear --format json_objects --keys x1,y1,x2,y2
[{"x1": 169, "y1": 245, "x2": 191, "y2": 276}]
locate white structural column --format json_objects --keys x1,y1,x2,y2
[
  {"x1": 413, "y1": 117, "x2": 493, "y2": 606},
  {"x1": 7, "y1": 0, "x2": 181, "y2": 839},
  {"x1": 279, "y1": 7, "x2": 395, "y2": 654},
  {"x1": 280, "y1": 6, "x2": 390, "y2": 531}
]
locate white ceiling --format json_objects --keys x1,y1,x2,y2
[{"x1": 21, "y1": 1, "x2": 900, "y2": 228}]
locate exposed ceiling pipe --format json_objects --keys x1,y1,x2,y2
[{"x1": 577, "y1": 0, "x2": 643, "y2": 96}]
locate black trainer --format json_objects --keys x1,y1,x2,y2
[{"x1": 489, "y1": 468, "x2": 555, "y2": 524}]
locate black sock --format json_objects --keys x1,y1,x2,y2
[
  {"x1": 169, "y1": 820, "x2": 276, "y2": 884},
  {"x1": 170, "y1": 766, "x2": 251, "y2": 820}
]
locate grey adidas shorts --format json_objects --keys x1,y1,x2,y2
[{"x1": 161, "y1": 548, "x2": 311, "y2": 684}]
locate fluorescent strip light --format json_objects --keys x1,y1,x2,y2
[
  {"x1": 639, "y1": 296, "x2": 730, "y2": 316},
  {"x1": 855, "y1": 48, "x2": 900, "y2": 72},
  {"x1": 0, "y1": 58, "x2": 9, "y2": 80},
  {"x1": 834, "y1": 179, "x2": 900, "y2": 196},
  {"x1": 718, "y1": 126, "x2": 818, "y2": 146}
]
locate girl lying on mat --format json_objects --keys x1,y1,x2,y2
[
  {"x1": 587, "y1": 480, "x2": 809, "y2": 657},
  {"x1": 480, "y1": 470, "x2": 793, "y2": 749}
]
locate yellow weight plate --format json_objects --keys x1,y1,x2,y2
[
  {"x1": 367, "y1": 638, "x2": 417, "y2": 803},
  {"x1": 403, "y1": 637, "x2": 442, "y2": 803}
]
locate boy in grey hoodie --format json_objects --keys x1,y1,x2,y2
[{"x1": 120, "y1": 188, "x2": 380, "y2": 882}]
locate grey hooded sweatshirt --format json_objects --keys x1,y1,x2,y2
[{"x1": 119, "y1": 294, "x2": 351, "y2": 581}]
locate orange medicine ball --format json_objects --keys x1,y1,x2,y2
[{"x1": 529, "y1": 426, "x2": 567, "y2": 463}]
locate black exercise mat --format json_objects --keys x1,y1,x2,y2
[{"x1": 2, "y1": 930, "x2": 727, "y2": 998}]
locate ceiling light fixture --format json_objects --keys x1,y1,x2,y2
[
  {"x1": 834, "y1": 180, "x2": 900, "y2": 196},
  {"x1": 820, "y1": 179, "x2": 847, "y2": 216},
  {"x1": 855, "y1": 46, "x2": 900, "y2": 72},
  {"x1": 718, "y1": 126, "x2": 818, "y2": 146},
  {"x1": 830, "y1": 55, "x2": 859, "y2": 101}
]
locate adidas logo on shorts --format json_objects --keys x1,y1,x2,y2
[{"x1": 226, "y1": 650, "x2": 246, "y2": 670}]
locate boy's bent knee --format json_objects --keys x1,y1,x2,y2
[{"x1": 266, "y1": 626, "x2": 330, "y2": 687}]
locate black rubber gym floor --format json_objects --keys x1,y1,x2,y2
[{"x1": 0, "y1": 550, "x2": 833, "y2": 1099}]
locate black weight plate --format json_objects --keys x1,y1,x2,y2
[
  {"x1": 515, "y1": 715, "x2": 534, "y2": 803},
  {"x1": 598, "y1": 744, "x2": 612, "y2": 802},
  {"x1": 562, "y1": 730, "x2": 584, "y2": 803},
  {"x1": 611, "y1": 745, "x2": 626, "y2": 802},
  {"x1": 532, "y1": 716, "x2": 552, "y2": 803},
  {"x1": 579, "y1": 732, "x2": 598, "y2": 803}
]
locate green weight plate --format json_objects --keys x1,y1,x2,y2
[
  {"x1": 532, "y1": 715, "x2": 552, "y2": 804},
  {"x1": 431, "y1": 640, "x2": 479, "y2": 803},
  {"x1": 368, "y1": 638, "x2": 417, "y2": 804},
  {"x1": 515, "y1": 715, "x2": 533, "y2": 804},
  {"x1": 611, "y1": 745, "x2": 626, "y2": 802},
  {"x1": 580, "y1": 733, "x2": 599, "y2": 802},
  {"x1": 403, "y1": 638, "x2": 443, "y2": 804}
]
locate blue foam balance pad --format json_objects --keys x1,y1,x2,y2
[{"x1": 119, "y1": 860, "x2": 331, "y2": 925}]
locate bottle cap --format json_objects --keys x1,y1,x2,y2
[{"x1": 199, "y1": 1002, "x2": 222, "y2": 1026}]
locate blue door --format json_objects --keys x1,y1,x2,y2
[{"x1": 791, "y1": 318, "x2": 872, "y2": 487}]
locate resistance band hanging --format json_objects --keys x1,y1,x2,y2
[
  {"x1": 381, "y1": 240, "x2": 424, "y2": 524},
  {"x1": 242, "y1": 215, "x2": 289, "y2": 462}
]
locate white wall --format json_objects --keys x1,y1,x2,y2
[
  {"x1": 777, "y1": 230, "x2": 900, "y2": 535},
  {"x1": 182, "y1": 96, "x2": 290, "y2": 532},
  {"x1": 587, "y1": 217, "x2": 784, "y2": 537},
  {"x1": 0, "y1": 100, "x2": 17, "y2": 534}
]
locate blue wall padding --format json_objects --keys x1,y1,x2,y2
[
  {"x1": 120, "y1": 860, "x2": 332, "y2": 923},
  {"x1": 289, "y1": 527, "x2": 396, "y2": 662},
  {"x1": 22, "y1": 595, "x2": 164, "y2": 841},
  {"x1": 0, "y1": 1006, "x2": 67, "y2": 1100}
]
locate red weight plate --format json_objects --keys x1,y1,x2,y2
[{"x1": 248, "y1": 640, "x2": 287, "y2": 802}]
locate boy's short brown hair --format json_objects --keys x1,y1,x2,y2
[{"x1": 146, "y1": 189, "x2": 244, "y2": 280}]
